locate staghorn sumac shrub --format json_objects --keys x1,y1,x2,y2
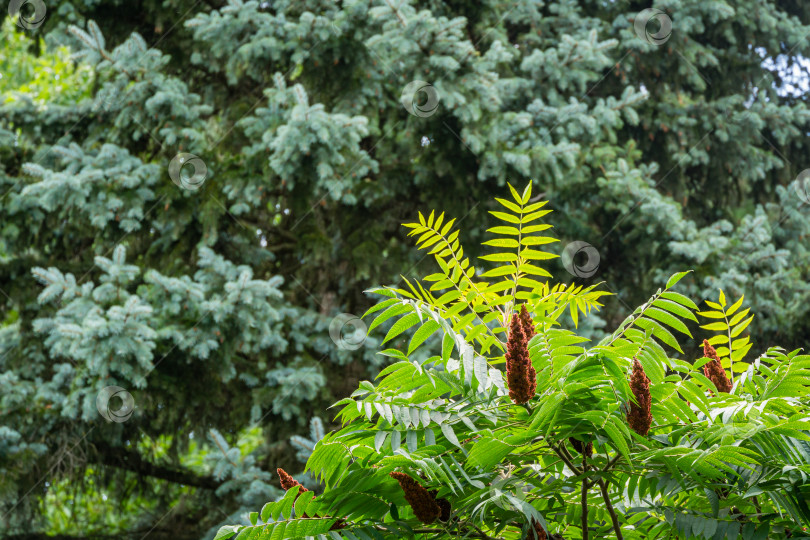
[{"x1": 218, "y1": 184, "x2": 810, "y2": 540}]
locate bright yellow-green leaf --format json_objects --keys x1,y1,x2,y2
[
  {"x1": 508, "y1": 183, "x2": 523, "y2": 205},
  {"x1": 416, "y1": 230, "x2": 434, "y2": 244},
  {"x1": 445, "y1": 301, "x2": 466, "y2": 318},
  {"x1": 454, "y1": 313, "x2": 476, "y2": 330},
  {"x1": 434, "y1": 212, "x2": 444, "y2": 232},
  {"x1": 732, "y1": 362, "x2": 749, "y2": 374},
  {"x1": 718, "y1": 290, "x2": 727, "y2": 307},
  {"x1": 714, "y1": 346, "x2": 730, "y2": 357},
  {"x1": 483, "y1": 281, "x2": 513, "y2": 294},
  {"x1": 489, "y1": 211, "x2": 520, "y2": 224},
  {"x1": 487, "y1": 295, "x2": 511, "y2": 307},
  {"x1": 518, "y1": 263, "x2": 552, "y2": 277},
  {"x1": 522, "y1": 224, "x2": 552, "y2": 234},
  {"x1": 725, "y1": 294, "x2": 744, "y2": 316},
  {"x1": 483, "y1": 238, "x2": 520, "y2": 248},
  {"x1": 429, "y1": 279, "x2": 454, "y2": 291},
  {"x1": 522, "y1": 200, "x2": 549, "y2": 213},
  {"x1": 697, "y1": 310, "x2": 726, "y2": 319},
  {"x1": 700, "y1": 321, "x2": 728, "y2": 332},
  {"x1": 521, "y1": 210, "x2": 552, "y2": 223},
  {"x1": 480, "y1": 266, "x2": 516, "y2": 278},
  {"x1": 728, "y1": 308, "x2": 751, "y2": 326},
  {"x1": 496, "y1": 198, "x2": 523, "y2": 214},
  {"x1": 418, "y1": 234, "x2": 443, "y2": 250},
  {"x1": 520, "y1": 236, "x2": 559, "y2": 246},
  {"x1": 517, "y1": 277, "x2": 545, "y2": 290},
  {"x1": 730, "y1": 315, "x2": 754, "y2": 338},
  {"x1": 487, "y1": 226, "x2": 520, "y2": 235},
  {"x1": 521, "y1": 182, "x2": 532, "y2": 204},
  {"x1": 521, "y1": 249, "x2": 557, "y2": 261},
  {"x1": 731, "y1": 336, "x2": 750, "y2": 349},
  {"x1": 731, "y1": 342, "x2": 752, "y2": 361},
  {"x1": 480, "y1": 252, "x2": 518, "y2": 263}
]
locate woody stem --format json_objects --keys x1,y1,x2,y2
[
  {"x1": 581, "y1": 452, "x2": 589, "y2": 540},
  {"x1": 598, "y1": 478, "x2": 623, "y2": 540}
]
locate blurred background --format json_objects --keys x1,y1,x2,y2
[{"x1": 1, "y1": 0, "x2": 809, "y2": 538}]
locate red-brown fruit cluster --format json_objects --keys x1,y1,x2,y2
[
  {"x1": 627, "y1": 358, "x2": 652, "y2": 436},
  {"x1": 526, "y1": 519, "x2": 548, "y2": 540},
  {"x1": 519, "y1": 304, "x2": 537, "y2": 339},
  {"x1": 506, "y1": 312, "x2": 537, "y2": 404},
  {"x1": 428, "y1": 489, "x2": 451, "y2": 521},
  {"x1": 278, "y1": 468, "x2": 345, "y2": 529},
  {"x1": 390, "y1": 472, "x2": 441, "y2": 524},
  {"x1": 277, "y1": 468, "x2": 309, "y2": 494},
  {"x1": 569, "y1": 438, "x2": 593, "y2": 457},
  {"x1": 702, "y1": 339, "x2": 732, "y2": 393},
  {"x1": 436, "y1": 497, "x2": 451, "y2": 521},
  {"x1": 518, "y1": 305, "x2": 538, "y2": 392},
  {"x1": 277, "y1": 468, "x2": 311, "y2": 518}
]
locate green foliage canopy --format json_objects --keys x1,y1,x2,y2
[{"x1": 221, "y1": 185, "x2": 810, "y2": 540}]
